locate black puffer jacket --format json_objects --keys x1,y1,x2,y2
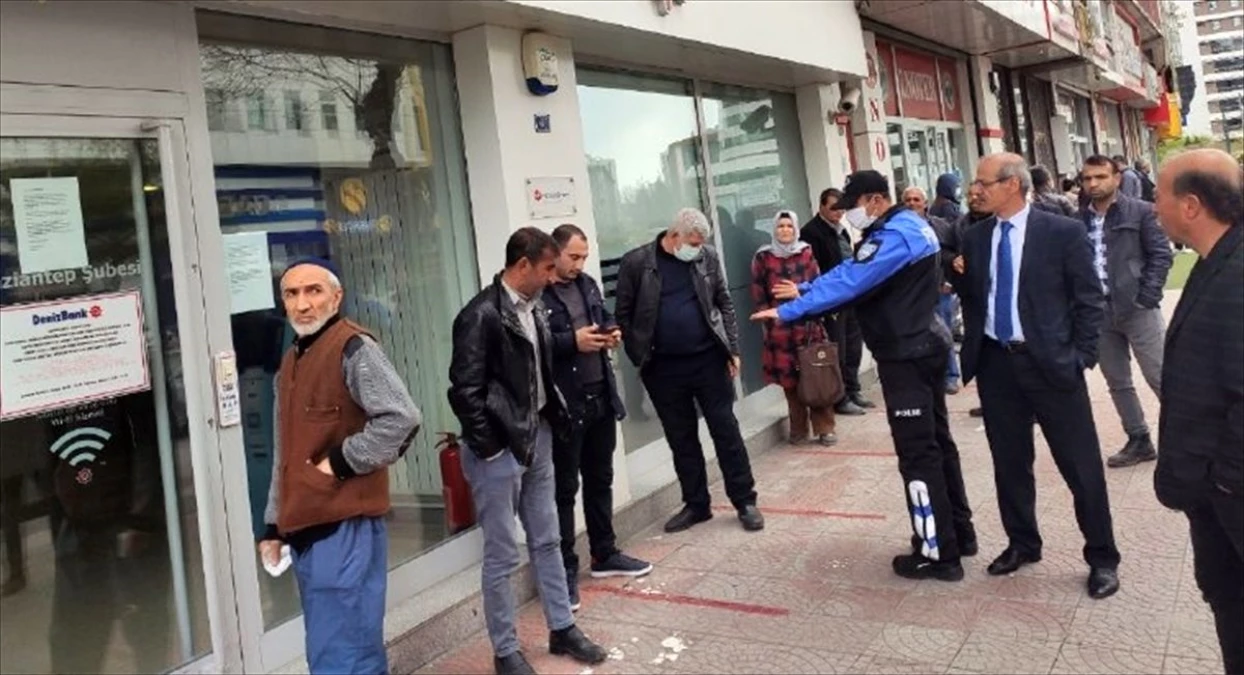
[
  {"x1": 447, "y1": 275, "x2": 567, "y2": 465},
  {"x1": 614, "y1": 233, "x2": 740, "y2": 369}
]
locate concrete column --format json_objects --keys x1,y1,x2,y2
[
  {"x1": 850, "y1": 31, "x2": 893, "y2": 192},
  {"x1": 969, "y1": 54, "x2": 1007, "y2": 155},
  {"x1": 796, "y1": 83, "x2": 854, "y2": 210},
  {"x1": 451, "y1": 25, "x2": 633, "y2": 512}
]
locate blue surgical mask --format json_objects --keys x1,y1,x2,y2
[{"x1": 674, "y1": 244, "x2": 703, "y2": 262}]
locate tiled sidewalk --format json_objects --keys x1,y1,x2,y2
[{"x1": 418, "y1": 301, "x2": 1222, "y2": 675}]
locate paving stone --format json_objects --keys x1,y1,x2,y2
[{"x1": 413, "y1": 302, "x2": 1220, "y2": 675}]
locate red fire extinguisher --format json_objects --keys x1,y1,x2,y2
[{"x1": 437, "y1": 432, "x2": 476, "y2": 535}]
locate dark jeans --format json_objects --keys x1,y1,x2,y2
[
  {"x1": 976, "y1": 339, "x2": 1121, "y2": 570},
  {"x1": 642, "y1": 349, "x2": 758, "y2": 512},
  {"x1": 826, "y1": 310, "x2": 864, "y2": 397},
  {"x1": 553, "y1": 389, "x2": 619, "y2": 571},
  {"x1": 876, "y1": 355, "x2": 974, "y2": 561},
  {"x1": 1186, "y1": 490, "x2": 1244, "y2": 674}
]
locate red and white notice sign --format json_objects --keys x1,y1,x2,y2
[{"x1": 0, "y1": 290, "x2": 151, "y2": 420}]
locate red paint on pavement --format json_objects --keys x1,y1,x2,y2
[
  {"x1": 710, "y1": 505, "x2": 885, "y2": 520},
  {"x1": 581, "y1": 584, "x2": 790, "y2": 617},
  {"x1": 791, "y1": 449, "x2": 893, "y2": 458}
]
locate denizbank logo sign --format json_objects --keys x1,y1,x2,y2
[{"x1": 30, "y1": 304, "x2": 102, "y2": 326}]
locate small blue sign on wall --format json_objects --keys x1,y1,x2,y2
[{"x1": 534, "y1": 114, "x2": 551, "y2": 134}]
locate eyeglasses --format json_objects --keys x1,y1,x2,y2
[{"x1": 969, "y1": 177, "x2": 1009, "y2": 189}]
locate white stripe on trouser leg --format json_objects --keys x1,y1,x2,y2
[{"x1": 908, "y1": 480, "x2": 939, "y2": 561}]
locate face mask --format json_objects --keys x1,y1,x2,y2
[
  {"x1": 844, "y1": 206, "x2": 875, "y2": 231},
  {"x1": 674, "y1": 244, "x2": 703, "y2": 262}
]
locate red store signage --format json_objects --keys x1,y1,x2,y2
[{"x1": 877, "y1": 41, "x2": 962, "y2": 123}]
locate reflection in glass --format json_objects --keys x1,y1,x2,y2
[
  {"x1": 888, "y1": 123, "x2": 908, "y2": 197},
  {"x1": 700, "y1": 83, "x2": 810, "y2": 395},
  {"x1": 577, "y1": 70, "x2": 708, "y2": 452},
  {"x1": 198, "y1": 37, "x2": 477, "y2": 629},
  {"x1": 0, "y1": 138, "x2": 210, "y2": 673}
]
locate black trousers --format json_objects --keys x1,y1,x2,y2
[
  {"x1": 876, "y1": 354, "x2": 974, "y2": 562},
  {"x1": 1186, "y1": 490, "x2": 1244, "y2": 675},
  {"x1": 976, "y1": 339, "x2": 1121, "y2": 569},
  {"x1": 642, "y1": 349, "x2": 757, "y2": 512},
  {"x1": 552, "y1": 390, "x2": 619, "y2": 571},
  {"x1": 825, "y1": 310, "x2": 864, "y2": 397}
]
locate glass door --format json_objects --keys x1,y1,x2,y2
[{"x1": 0, "y1": 115, "x2": 217, "y2": 674}]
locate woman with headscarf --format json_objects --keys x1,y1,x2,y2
[{"x1": 750, "y1": 209, "x2": 837, "y2": 446}]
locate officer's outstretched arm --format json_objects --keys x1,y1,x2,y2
[{"x1": 777, "y1": 229, "x2": 913, "y2": 324}]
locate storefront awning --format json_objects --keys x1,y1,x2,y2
[{"x1": 861, "y1": 0, "x2": 1077, "y2": 67}]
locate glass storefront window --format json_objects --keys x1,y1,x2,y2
[
  {"x1": 888, "y1": 123, "x2": 908, "y2": 196},
  {"x1": 0, "y1": 137, "x2": 210, "y2": 673},
  {"x1": 577, "y1": 69, "x2": 708, "y2": 452},
  {"x1": 700, "y1": 83, "x2": 810, "y2": 395},
  {"x1": 198, "y1": 25, "x2": 476, "y2": 630},
  {"x1": 1101, "y1": 101, "x2": 1124, "y2": 158}
]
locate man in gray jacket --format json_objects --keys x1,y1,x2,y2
[
  {"x1": 614, "y1": 208, "x2": 763, "y2": 534},
  {"x1": 259, "y1": 258, "x2": 421, "y2": 675},
  {"x1": 1080, "y1": 155, "x2": 1174, "y2": 468}
]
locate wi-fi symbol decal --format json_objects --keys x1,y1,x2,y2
[{"x1": 49, "y1": 427, "x2": 112, "y2": 466}]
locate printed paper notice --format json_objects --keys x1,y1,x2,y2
[
  {"x1": 0, "y1": 291, "x2": 151, "y2": 421},
  {"x1": 223, "y1": 231, "x2": 275, "y2": 314},
  {"x1": 11, "y1": 177, "x2": 90, "y2": 274}
]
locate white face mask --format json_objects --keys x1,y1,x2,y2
[
  {"x1": 844, "y1": 206, "x2": 875, "y2": 231},
  {"x1": 674, "y1": 244, "x2": 703, "y2": 262}
]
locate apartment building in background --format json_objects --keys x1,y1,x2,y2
[{"x1": 1179, "y1": 0, "x2": 1244, "y2": 139}]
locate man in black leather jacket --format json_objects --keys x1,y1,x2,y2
[
  {"x1": 447, "y1": 227, "x2": 605, "y2": 675},
  {"x1": 543, "y1": 224, "x2": 652, "y2": 614},
  {"x1": 614, "y1": 208, "x2": 764, "y2": 534}
]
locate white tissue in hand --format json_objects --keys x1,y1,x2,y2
[{"x1": 263, "y1": 545, "x2": 292, "y2": 578}]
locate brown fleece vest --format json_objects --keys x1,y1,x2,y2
[{"x1": 276, "y1": 318, "x2": 389, "y2": 535}]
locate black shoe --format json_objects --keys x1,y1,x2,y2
[
  {"x1": 1087, "y1": 567, "x2": 1120, "y2": 599},
  {"x1": 738, "y1": 505, "x2": 765, "y2": 531},
  {"x1": 566, "y1": 568, "x2": 581, "y2": 612},
  {"x1": 664, "y1": 507, "x2": 712, "y2": 533},
  {"x1": 494, "y1": 651, "x2": 537, "y2": 675},
  {"x1": 549, "y1": 625, "x2": 607, "y2": 665},
  {"x1": 892, "y1": 553, "x2": 964, "y2": 581},
  {"x1": 1106, "y1": 434, "x2": 1157, "y2": 468},
  {"x1": 590, "y1": 551, "x2": 653, "y2": 578},
  {"x1": 910, "y1": 534, "x2": 977, "y2": 557},
  {"x1": 835, "y1": 400, "x2": 866, "y2": 416},
  {"x1": 969, "y1": 407, "x2": 983, "y2": 418},
  {"x1": 851, "y1": 393, "x2": 876, "y2": 409},
  {"x1": 986, "y1": 548, "x2": 1042, "y2": 576}
]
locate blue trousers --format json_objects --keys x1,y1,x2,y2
[
  {"x1": 461, "y1": 423, "x2": 574, "y2": 658},
  {"x1": 938, "y1": 293, "x2": 961, "y2": 385},
  {"x1": 292, "y1": 516, "x2": 389, "y2": 675}
]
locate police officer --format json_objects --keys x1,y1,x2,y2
[{"x1": 751, "y1": 170, "x2": 977, "y2": 581}]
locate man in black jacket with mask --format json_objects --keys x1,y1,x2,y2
[
  {"x1": 448, "y1": 227, "x2": 606, "y2": 675},
  {"x1": 543, "y1": 224, "x2": 652, "y2": 614},
  {"x1": 800, "y1": 187, "x2": 873, "y2": 415}
]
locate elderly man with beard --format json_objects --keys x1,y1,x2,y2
[{"x1": 258, "y1": 258, "x2": 421, "y2": 675}]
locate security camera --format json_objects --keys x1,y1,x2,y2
[{"x1": 838, "y1": 83, "x2": 862, "y2": 114}]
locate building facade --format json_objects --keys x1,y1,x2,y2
[
  {"x1": 0, "y1": 2, "x2": 1167, "y2": 674},
  {"x1": 1177, "y1": 0, "x2": 1244, "y2": 140}
]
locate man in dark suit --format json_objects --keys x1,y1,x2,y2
[
  {"x1": 954, "y1": 153, "x2": 1121, "y2": 600},
  {"x1": 800, "y1": 188, "x2": 873, "y2": 415},
  {"x1": 1152, "y1": 149, "x2": 1243, "y2": 675}
]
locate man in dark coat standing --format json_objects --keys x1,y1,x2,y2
[
  {"x1": 800, "y1": 187, "x2": 874, "y2": 415},
  {"x1": 1152, "y1": 149, "x2": 1243, "y2": 675}
]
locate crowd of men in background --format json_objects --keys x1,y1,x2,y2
[{"x1": 254, "y1": 144, "x2": 1240, "y2": 675}]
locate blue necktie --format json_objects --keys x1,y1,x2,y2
[{"x1": 995, "y1": 221, "x2": 1015, "y2": 342}]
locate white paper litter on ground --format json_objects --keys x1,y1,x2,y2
[
  {"x1": 661, "y1": 636, "x2": 687, "y2": 653},
  {"x1": 607, "y1": 647, "x2": 625, "y2": 661}
]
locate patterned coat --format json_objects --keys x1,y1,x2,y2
[{"x1": 750, "y1": 247, "x2": 827, "y2": 389}]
